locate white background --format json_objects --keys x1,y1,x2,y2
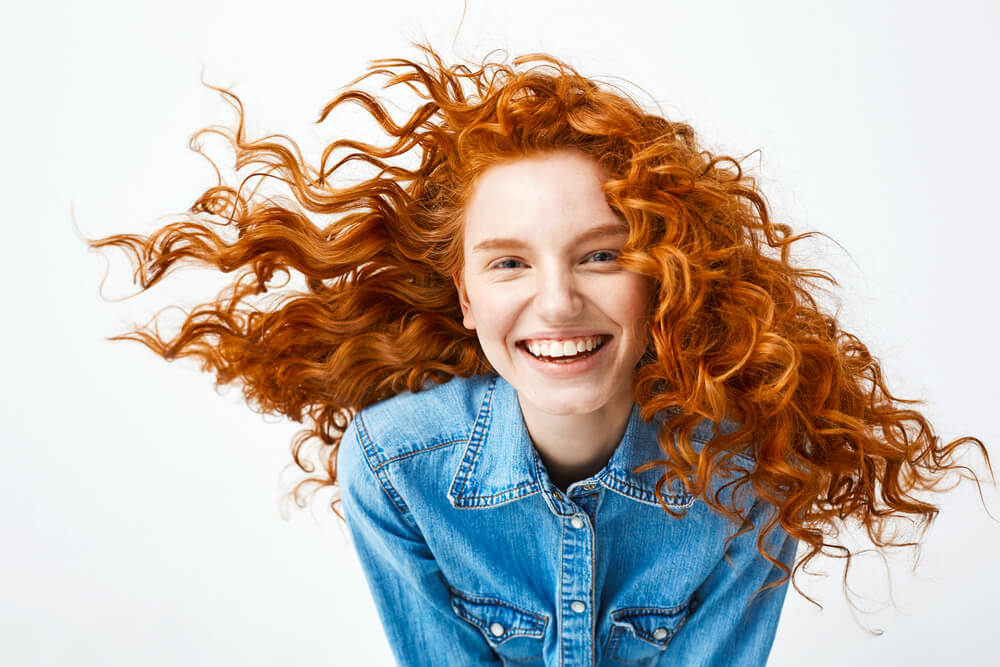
[{"x1": 2, "y1": 0, "x2": 998, "y2": 665}]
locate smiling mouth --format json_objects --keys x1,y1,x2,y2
[{"x1": 517, "y1": 334, "x2": 611, "y2": 362}]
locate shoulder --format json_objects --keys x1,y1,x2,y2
[{"x1": 350, "y1": 373, "x2": 492, "y2": 465}]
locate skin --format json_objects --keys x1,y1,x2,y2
[{"x1": 453, "y1": 148, "x2": 654, "y2": 491}]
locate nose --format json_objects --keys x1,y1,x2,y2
[{"x1": 534, "y1": 263, "x2": 583, "y2": 322}]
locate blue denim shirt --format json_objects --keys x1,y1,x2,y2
[{"x1": 337, "y1": 372, "x2": 797, "y2": 666}]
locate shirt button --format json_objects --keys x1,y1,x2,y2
[
  {"x1": 570, "y1": 515, "x2": 585, "y2": 529},
  {"x1": 489, "y1": 622, "x2": 505, "y2": 637},
  {"x1": 653, "y1": 627, "x2": 668, "y2": 640},
  {"x1": 582, "y1": 483, "x2": 596, "y2": 491},
  {"x1": 570, "y1": 600, "x2": 586, "y2": 613}
]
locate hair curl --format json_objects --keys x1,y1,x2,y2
[{"x1": 85, "y1": 42, "x2": 993, "y2": 612}]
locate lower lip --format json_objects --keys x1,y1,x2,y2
[{"x1": 517, "y1": 338, "x2": 611, "y2": 377}]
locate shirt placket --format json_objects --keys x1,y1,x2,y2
[{"x1": 553, "y1": 480, "x2": 600, "y2": 667}]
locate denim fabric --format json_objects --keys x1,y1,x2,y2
[{"x1": 337, "y1": 372, "x2": 797, "y2": 666}]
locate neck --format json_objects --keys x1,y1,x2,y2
[{"x1": 517, "y1": 388, "x2": 634, "y2": 492}]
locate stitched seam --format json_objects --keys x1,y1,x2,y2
[
  {"x1": 452, "y1": 604, "x2": 544, "y2": 640},
  {"x1": 610, "y1": 604, "x2": 689, "y2": 649},
  {"x1": 611, "y1": 604, "x2": 688, "y2": 619},
  {"x1": 530, "y1": 446, "x2": 568, "y2": 517},
  {"x1": 355, "y1": 413, "x2": 409, "y2": 514},
  {"x1": 375, "y1": 438, "x2": 465, "y2": 468},
  {"x1": 589, "y1": 503, "x2": 597, "y2": 666},
  {"x1": 606, "y1": 627, "x2": 628, "y2": 663},
  {"x1": 453, "y1": 479, "x2": 539, "y2": 500},
  {"x1": 450, "y1": 375, "x2": 496, "y2": 499},
  {"x1": 555, "y1": 494, "x2": 596, "y2": 664},
  {"x1": 612, "y1": 473, "x2": 691, "y2": 499},
  {"x1": 609, "y1": 625, "x2": 651, "y2": 666},
  {"x1": 451, "y1": 487, "x2": 544, "y2": 509},
  {"x1": 448, "y1": 586, "x2": 549, "y2": 628},
  {"x1": 605, "y1": 474, "x2": 695, "y2": 507},
  {"x1": 559, "y1": 515, "x2": 565, "y2": 667}
]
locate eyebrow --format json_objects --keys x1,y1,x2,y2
[{"x1": 471, "y1": 221, "x2": 630, "y2": 254}]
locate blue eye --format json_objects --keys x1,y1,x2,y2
[
  {"x1": 491, "y1": 252, "x2": 618, "y2": 270},
  {"x1": 493, "y1": 259, "x2": 524, "y2": 270},
  {"x1": 588, "y1": 251, "x2": 619, "y2": 263}
]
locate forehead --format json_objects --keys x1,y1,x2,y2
[{"x1": 462, "y1": 149, "x2": 622, "y2": 244}]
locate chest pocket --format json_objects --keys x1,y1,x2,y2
[
  {"x1": 603, "y1": 602, "x2": 691, "y2": 665},
  {"x1": 448, "y1": 586, "x2": 548, "y2": 665}
]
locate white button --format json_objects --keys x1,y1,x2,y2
[
  {"x1": 489, "y1": 622, "x2": 505, "y2": 637},
  {"x1": 653, "y1": 627, "x2": 668, "y2": 640},
  {"x1": 570, "y1": 515, "x2": 585, "y2": 529},
  {"x1": 570, "y1": 600, "x2": 586, "y2": 613},
  {"x1": 582, "y1": 483, "x2": 596, "y2": 491}
]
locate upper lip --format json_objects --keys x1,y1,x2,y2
[{"x1": 517, "y1": 331, "x2": 612, "y2": 343}]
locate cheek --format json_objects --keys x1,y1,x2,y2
[
  {"x1": 606, "y1": 277, "x2": 654, "y2": 329},
  {"x1": 466, "y1": 287, "x2": 520, "y2": 336}
]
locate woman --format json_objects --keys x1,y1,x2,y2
[{"x1": 86, "y1": 43, "x2": 991, "y2": 666}]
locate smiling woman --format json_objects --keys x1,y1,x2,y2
[
  {"x1": 83, "y1": 42, "x2": 992, "y2": 666},
  {"x1": 454, "y1": 149, "x2": 656, "y2": 490}
]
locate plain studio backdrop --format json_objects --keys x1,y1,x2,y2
[{"x1": 2, "y1": 1, "x2": 998, "y2": 665}]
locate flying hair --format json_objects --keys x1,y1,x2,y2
[{"x1": 85, "y1": 42, "x2": 994, "y2": 613}]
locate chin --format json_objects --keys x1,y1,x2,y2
[{"x1": 522, "y1": 387, "x2": 610, "y2": 416}]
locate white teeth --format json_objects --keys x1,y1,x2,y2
[{"x1": 524, "y1": 335, "x2": 606, "y2": 359}]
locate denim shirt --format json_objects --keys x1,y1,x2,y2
[{"x1": 337, "y1": 372, "x2": 797, "y2": 666}]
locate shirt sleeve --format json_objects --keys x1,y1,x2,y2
[
  {"x1": 336, "y1": 416, "x2": 503, "y2": 667},
  {"x1": 659, "y1": 498, "x2": 799, "y2": 666}
]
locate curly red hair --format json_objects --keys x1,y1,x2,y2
[{"x1": 86, "y1": 43, "x2": 992, "y2": 610}]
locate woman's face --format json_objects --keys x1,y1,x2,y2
[{"x1": 453, "y1": 148, "x2": 653, "y2": 419}]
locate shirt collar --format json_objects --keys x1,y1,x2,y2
[{"x1": 447, "y1": 372, "x2": 701, "y2": 510}]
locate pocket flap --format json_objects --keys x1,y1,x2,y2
[
  {"x1": 609, "y1": 604, "x2": 689, "y2": 647},
  {"x1": 448, "y1": 586, "x2": 547, "y2": 645}
]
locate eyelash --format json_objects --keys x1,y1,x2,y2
[{"x1": 491, "y1": 251, "x2": 619, "y2": 270}]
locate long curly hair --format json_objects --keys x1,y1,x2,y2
[{"x1": 85, "y1": 42, "x2": 992, "y2": 610}]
